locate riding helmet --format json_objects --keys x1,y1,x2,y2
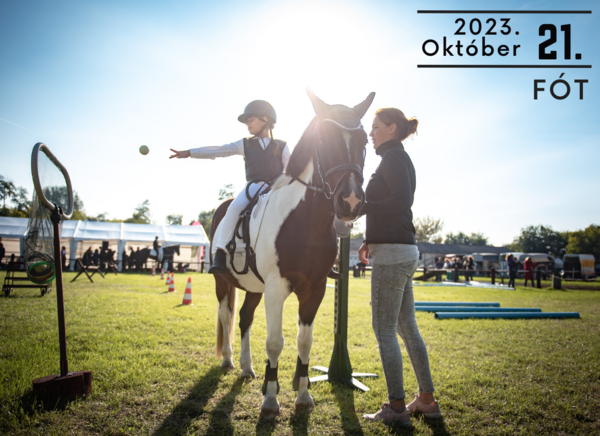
[{"x1": 238, "y1": 100, "x2": 277, "y2": 124}]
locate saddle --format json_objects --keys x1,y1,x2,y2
[{"x1": 225, "y1": 180, "x2": 272, "y2": 283}]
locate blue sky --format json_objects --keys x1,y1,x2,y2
[{"x1": 1, "y1": 0, "x2": 598, "y2": 246}]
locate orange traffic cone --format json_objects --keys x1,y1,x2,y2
[
  {"x1": 160, "y1": 269, "x2": 164, "y2": 280},
  {"x1": 168, "y1": 275, "x2": 176, "y2": 292},
  {"x1": 165, "y1": 272, "x2": 170, "y2": 285},
  {"x1": 182, "y1": 277, "x2": 192, "y2": 305},
  {"x1": 152, "y1": 267, "x2": 156, "y2": 276}
]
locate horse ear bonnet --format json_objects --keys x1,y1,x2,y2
[
  {"x1": 238, "y1": 100, "x2": 277, "y2": 123},
  {"x1": 352, "y1": 92, "x2": 376, "y2": 119},
  {"x1": 306, "y1": 88, "x2": 330, "y2": 116}
]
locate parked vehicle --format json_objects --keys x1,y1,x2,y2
[
  {"x1": 470, "y1": 253, "x2": 500, "y2": 276},
  {"x1": 526, "y1": 253, "x2": 555, "y2": 279},
  {"x1": 563, "y1": 254, "x2": 597, "y2": 280}
]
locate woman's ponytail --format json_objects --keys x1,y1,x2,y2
[{"x1": 375, "y1": 108, "x2": 419, "y2": 142}]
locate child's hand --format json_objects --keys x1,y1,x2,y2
[{"x1": 170, "y1": 149, "x2": 190, "y2": 159}]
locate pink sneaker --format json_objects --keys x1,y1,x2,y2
[
  {"x1": 406, "y1": 395, "x2": 442, "y2": 418},
  {"x1": 362, "y1": 403, "x2": 411, "y2": 426}
]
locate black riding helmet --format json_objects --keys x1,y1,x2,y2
[{"x1": 238, "y1": 100, "x2": 277, "y2": 124}]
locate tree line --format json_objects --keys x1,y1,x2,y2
[
  {"x1": 3, "y1": 175, "x2": 597, "y2": 257},
  {"x1": 0, "y1": 174, "x2": 183, "y2": 225}
]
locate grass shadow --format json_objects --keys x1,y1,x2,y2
[
  {"x1": 331, "y1": 383, "x2": 364, "y2": 436},
  {"x1": 153, "y1": 365, "x2": 225, "y2": 436},
  {"x1": 420, "y1": 416, "x2": 451, "y2": 436},
  {"x1": 17, "y1": 390, "x2": 82, "y2": 416},
  {"x1": 255, "y1": 415, "x2": 278, "y2": 436},
  {"x1": 290, "y1": 407, "x2": 311, "y2": 436},
  {"x1": 204, "y1": 377, "x2": 245, "y2": 436}
]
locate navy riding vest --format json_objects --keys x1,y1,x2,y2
[{"x1": 243, "y1": 137, "x2": 285, "y2": 182}]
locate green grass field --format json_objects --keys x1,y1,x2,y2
[{"x1": 1, "y1": 271, "x2": 599, "y2": 435}]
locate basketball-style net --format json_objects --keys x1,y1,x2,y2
[{"x1": 29, "y1": 142, "x2": 92, "y2": 397}]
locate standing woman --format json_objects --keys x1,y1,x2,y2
[
  {"x1": 507, "y1": 254, "x2": 518, "y2": 288},
  {"x1": 523, "y1": 256, "x2": 535, "y2": 287},
  {"x1": 360, "y1": 108, "x2": 441, "y2": 426}
]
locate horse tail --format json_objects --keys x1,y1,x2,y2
[{"x1": 211, "y1": 198, "x2": 237, "y2": 359}]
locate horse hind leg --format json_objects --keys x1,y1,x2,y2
[
  {"x1": 239, "y1": 292, "x2": 262, "y2": 380},
  {"x1": 215, "y1": 275, "x2": 237, "y2": 370}
]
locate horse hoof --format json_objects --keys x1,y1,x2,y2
[
  {"x1": 295, "y1": 402, "x2": 314, "y2": 412},
  {"x1": 221, "y1": 360, "x2": 235, "y2": 371},
  {"x1": 240, "y1": 368, "x2": 256, "y2": 380},
  {"x1": 260, "y1": 407, "x2": 280, "y2": 420}
]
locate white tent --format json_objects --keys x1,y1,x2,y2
[
  {"x1": 0, "y1": 217, "x2": 210, "y2": 271},
  {"x1": 0, "y1": 216, "x2": 29, "y2": 258}
]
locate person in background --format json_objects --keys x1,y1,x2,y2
[
  {"x1": 523, "y1": 256, "x2": 535, "y2": 287},
  {"x1": 122, "y1": 249, "x2": 128, "y2": 271},
  {"x1": 61, "y1": 246, "x2": 67, "y2": 271},
  {"x1": 507, "y1": 254, "x2": 518, "y2": 288},
  {"x1": 0, "y1": 237, "x2": 5, "y2": 269},
  {"x1": 435, "y1": 257, "x2": 444, "y2": 281},
  {"x1": 82, "y1": 246, "x2": 92, "y2": 266},
  {"x1": 465, "y1": 255, "x2": 475, "y2": 281},
  {"x1": 92, "y1": 249, "x2": 100, "y2": 266}
]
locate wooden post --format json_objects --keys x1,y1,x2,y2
[{"x1": 491, "y1": 267, "x2": 496, "y2": 285}]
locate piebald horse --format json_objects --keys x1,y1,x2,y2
[{"x1": 211, "y1": 90, "x2": 374, "y2": 418}]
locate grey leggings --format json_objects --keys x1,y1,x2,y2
[{"x1": 371, "y1": 258, "x2": 435, "y2": 402}]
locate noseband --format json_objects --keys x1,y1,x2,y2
[{"x1": 293, "y1": 118, "x2": 365, "y2": 200}]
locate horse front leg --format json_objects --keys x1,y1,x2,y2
[
  {"x1": 239, "y1": 292, "x2": 262, "y2": 379},
  {"x1": 293, "y1": 281, "x2": 326, "y2": 412},
  {"x1": 261, "y1": 279, "x2": 289, "y2": 419}
]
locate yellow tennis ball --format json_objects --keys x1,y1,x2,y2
[{"x1": 139, "y1": 145, "x2": 149, "y2": 155}]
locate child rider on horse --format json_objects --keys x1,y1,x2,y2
[{"x1": 169, "y1": 100, "x2": 290, "y2": 274}]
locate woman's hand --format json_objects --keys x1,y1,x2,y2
[
  {"x1": 358, "y1": 242, "x2": 370, "y2": 265},
  {"x1": 169, "y1": 149, "x2": 190, "y2": 159}
]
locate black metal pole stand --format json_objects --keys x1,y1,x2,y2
[
  {"x1": 32, "y1": 206, "x2": 92, "y2": 397},
  {"x1": 51, "y1": 207, "x2": 69, "y2": 377},
  {"x1": 310, "y1": 236, "x2": 377, "y2": 391}
]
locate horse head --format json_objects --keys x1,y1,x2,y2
[{"x1": 307, "y1": 89, "x2": 375, "y2": 221}]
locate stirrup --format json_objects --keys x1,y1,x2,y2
[
  {"x1": 208, "y1": 249, "x2": 227, "y2": 274},
  {"x1": 328, "y1": 268, "x2": 343, "y2": 280}
]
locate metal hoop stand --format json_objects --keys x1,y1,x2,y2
[
  {"x1": 310, "y1": 236, "x2": 377, "y2": 391},
  {"x1": 30, "y1": 143, "x2": 92, "y2": 397}
]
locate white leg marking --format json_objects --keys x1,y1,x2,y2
[
  {"x1": 239, "y1": 325, "x2": 255, "y2": 379},
  {"x1": 261, "y1": 277, "x2": 290, "y2": 418},
  {"x1": 296, "y1": 322, "x2": 315, "y2": 411},
  {"x1": 218, "y1": 295, "x2": 234, "y2": 370}
]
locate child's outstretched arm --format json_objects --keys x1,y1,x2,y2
[
  {"x1": 170, "y1": 149, "x2": 190, "y2": 159},
  {"x1": 170, "y1": 140, "x2": 243, "y2": 160}
]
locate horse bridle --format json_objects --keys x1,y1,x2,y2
[{"x1": 293, "y1": 118, "x2": 365, "y2": 200}]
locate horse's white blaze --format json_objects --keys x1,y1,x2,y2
[
  {"x1": 218, "y1": 294, "x2": 233, "y2": 368},
  {"x1": 342, "y1": 130, "x2": 352, "y2": 158}
]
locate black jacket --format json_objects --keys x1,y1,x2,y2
[{"x1": 363, "y1": 139, "x2": 416, "y2": 245}]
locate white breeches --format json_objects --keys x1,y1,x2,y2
[{"x1": 213, "y1": 181, "x2": 267, "y2": 250}]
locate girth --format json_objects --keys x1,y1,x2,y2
[{"x1": 225, "y1": 179, "x2": 271, "y2": 283}]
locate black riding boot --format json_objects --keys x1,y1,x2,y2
[
  {"x1": 328, "y1": 268, "x2": 343, "y2": 280},
  {"x1": 208, "y1": 249, "x2": 227, "y2": 274}
]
